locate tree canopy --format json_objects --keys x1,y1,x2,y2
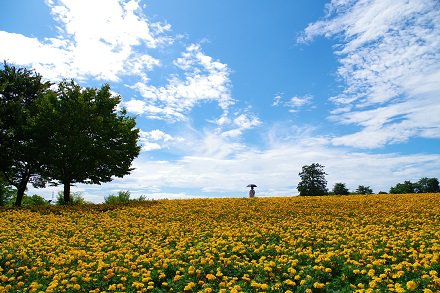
[
  {"x1": 355, "y1": 185, "x2": 373, "y2": 195},
  {"x1": 415, "y1": 177, "x2": 439, "y2": 193},
  {"x1": 34, "y1": 80, "x2": 141, "y2": 203},
  {"x1": 1, "y1": 63, "x2": 140, "y2": 205},
  {"x1": 0, "y1": 62, "x2": 51, "y2": 206},
  {"x1": 390, "y1": 178, "x2": 439, "y2": 194},
  {"x1": 297, "y1": 163, "x2": 328, "y2": 196},
  {"x1": 332, "y1": 182, "x2": 349, "y2": 195}
]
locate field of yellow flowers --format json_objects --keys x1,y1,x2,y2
[{"x1": 1, "y1": 194, "x2": 439, "y2": 292}]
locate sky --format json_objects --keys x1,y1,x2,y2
[{"x1": 1, "y1": 0, "x2": 440, "y2": 202}]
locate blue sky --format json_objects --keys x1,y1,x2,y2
[{"x1": 1, "y1": 0, "x2": 440, "y2": 202}]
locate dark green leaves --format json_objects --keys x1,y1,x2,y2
[{"x1": 297, "y1": 163, "x2": 328, "y2": 196}]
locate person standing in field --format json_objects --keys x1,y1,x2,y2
[
  {"x1": 249, "y1": 187, "x2": 255, "y2": 198},
  {"x1": 247, "y1": 184, "x2": 257, "y2": 197}
]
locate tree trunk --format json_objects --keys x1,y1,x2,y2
[
  {"x1": 14, "y1": 184, "x2": 26, "y2": 207},
  {"x1": 14, "y1": 172, "x2": 30, "y2": 207},
  {"x1": 63, "y1": 180, "x2": 71, "y2": 204}
]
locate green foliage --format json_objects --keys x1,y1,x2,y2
[
  {"x1": 133, "y1": 194, "x2": 147, "y2": 202},
  {"x1": 355, "y1": 185, "x2": 373, "y2": 194},
  {"x1": 390, "y1": 178, "x2": 439, "y2": 194},
  {"x1": 389, "y1": 180, "x2": 415, "y2": 194},
  {"x1": 104, "y1": 190, "x2": 131, "y2": 204},
  {"x1": 25, "y1": 194, "x2": 50, "y2": 206},
  {"x1": 332, "y1": 182, "x2": 350, "y2": 195},
  {"x1": 297, "y1": 163, "x2": 328, "y2": 196},
  {"x1": 34, "y1": 80, "x2": 141, "y2": 204},
  {"x1": 56, "y1": 191, "x2": 87, "y2": 205},
  {"x1": 0, "y1": 62, "x2": 51, "y2": 206},
  {"x1": 0, "y1": 175, "x2": 15, "y2": 206},
  {"x1": 104, "y1": 191, "x2": 149, "y2": 204},
  {"x1": 415, "y1": 177, "x2": 439, "y2": 193},
  {"x1": 8, "y1": 194, "x2": 49, "y2": 207}
]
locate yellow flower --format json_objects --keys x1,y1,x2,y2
[
  {"x1": 184, "y1": 282, "x2": 196, "y2": 291},
  {"x1": 206, "y1": 273, "x2": 216, "y2": 281},
  {"x1": 108, "y1": 284, "x2": 117, "y2": 291},
  {"x1": 406, "y1": 280, "x2": 417, "y2": 291},
  {"x1": 313, "y1": 282, "x2": 325, "y2": 289}
]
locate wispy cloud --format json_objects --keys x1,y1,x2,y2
[
  {"x1": 0, "y1": 0, "x2": 171, "y2": 81},
  {"x1": 220, "y1": 110, "x2": 262, "y2": 138},
  {"x1": 46, "y1": 129, "x2": 440, "y2": 201},
  {"x1": 300, "y1": 0, "x2": 440, "y2": 148},
  {"x1": 128, "y1": 43, "x2": 234, "y2": 121},
  {"x1": 272, "y1": 94, "x2": 313, "y2": 113}
]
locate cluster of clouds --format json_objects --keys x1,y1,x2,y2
[
  {"x1": 77, "y1": 130, "x2": 440, "y2": 202},
  {"x1": 300, "y1": 0, "x2": 440, "y2": 148},
  {"x1": 0, "y1": 0, "x2": 172, "y2": 82},
  {"x1": 124, "y1": 43, "x2": 234, "y2": 121}
]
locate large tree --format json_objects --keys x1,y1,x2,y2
[
  {"x1": 0, "y1": 63, "x2": 51, "y2": 206},
  {"x1": 297, "y1": 163, "x2": 328, "y2": 196},
  {"x1": 415, "y1": 177, "x2": 439, "y2": 193},
  {"x1": 34, "y1": 80, "x2": 140, "y2": 203}
]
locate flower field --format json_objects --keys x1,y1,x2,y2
[{"x1": 1, "y1": 194, "x2": 439, "y2": 293}]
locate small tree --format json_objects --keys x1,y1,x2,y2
[
  {"x1": 35, "y1": 80, "x2": 140, "y2": 204},
  {"x1": 332, "y1": 182, "x2": 349, "y2": 195},
  {"x1": 297, "y1": 163, "x2": 328, "y2": 196},
  {"x1": 355, "y1": 185, "x2": 373, "y2": 194}
]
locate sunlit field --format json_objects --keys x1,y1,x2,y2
[{"x1": 1, "y1": 194, "x2": 439, "y2": 292}]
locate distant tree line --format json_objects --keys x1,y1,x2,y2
[
  {"x1": 297, "y1": 163, "x2": 439, "y2": 196},
  {"x1": 0, "y1": 62, "x2": 140, "y2": 206},
  {"x1": 0, "y1": 184, "x2": 149, "y2": 207}
]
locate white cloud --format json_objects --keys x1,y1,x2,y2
[
  {"x1": 27, "y1": 122, "x2": 440, "y2": 202},
  {"x1": 130, "y1": 43, "x2": 235, "y2": 121},
  {"x1": 272, "y1": 95, "x2": 282, "y2": 106},
  {"x1": 34, "y1": 129, "x2": 439, "y2": 202},
  {"x1": 0, "y1": 0, "x2": 171, "y2": 81},
  {"x1": 139, "y1": 129, "x2": 174, "y2": 152},
  {"x1": 126, "y1": 135, "x2": 440, "y2": 195},
  {"x1": 287, "y1": 96, "x2": 313, "y2": 112},
  {"x1": 300, "y1": 0, "x2": 440, "y2": 148},
  {"x1": 272, "y1": 94, "x2": 313, "y2": 113}
]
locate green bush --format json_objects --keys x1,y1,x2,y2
[
  {"x1": 56, "y1": 191, "x2": 87, "y2": 205},
  {"x1": 104, "y1": 190, "x2": 131, "y2": 204},
  {"x1": 104, "y1": 191, "x2": 149, "y2": 204},
  {"x1": 7, "y1": 194, "x2": 50, "y2": 207}
]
